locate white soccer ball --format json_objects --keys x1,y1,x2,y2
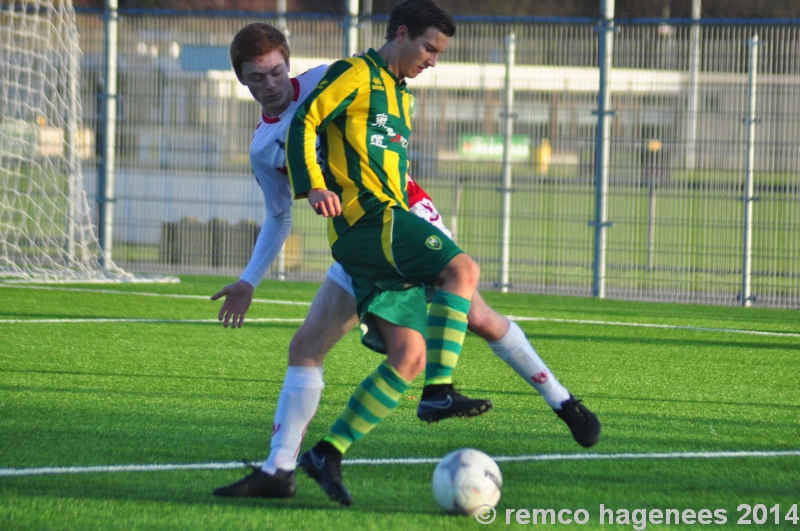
[{"x1": 432, "y1": 448, "x2": 503, "y2": 515}]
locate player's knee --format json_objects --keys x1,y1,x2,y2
[
  {"x1": 405, "y1": 349, "x2": 427, "y2": 379},
  {"x1": 442, "y1": 254, "x2": 480, "y2": 288},
  {"x1": 386, "y1": 340, "x2": 427, "y2": 381},
  {"x1": 463, "y1": 255, "x2": 480, "y2": 286}
]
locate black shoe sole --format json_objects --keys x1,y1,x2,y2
[
  {"x1": 417, "y1": 401, "x2": 492, "y2": 423},
  {"x1": 212, "y1": 485, "x2": 296, "y2": 498},
  {"x1": 212, "y1": 472, "x2": 296, "y2": 498},
  {"x1": 575, "y1": 434, "x2": 601, "y2": 448}
]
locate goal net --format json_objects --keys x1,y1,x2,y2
[{"x1": 1, "y1": 0, "x2": 139, "y2": 282}]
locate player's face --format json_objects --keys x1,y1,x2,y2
[
  {"x1": 396, "y1": 26, "x2": 450, "y2": 80},
  {"x1": 239, "y1": 49, "x2": 293, "y2": 117}
]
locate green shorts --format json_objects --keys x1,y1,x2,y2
[{"x1": 332, "y1": 205, "x2": 463, "y2": 353}]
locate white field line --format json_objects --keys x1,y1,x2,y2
[
  {"x1": 0, "y1": 318, "x2": 304, "y2": 324},
  {"x1": 1, "y1": 314, "x2": 796, "y2": 339},
  {"x1": 0, "y1": 284, "x2": 311, "y2": 306},
  {"x1": 2, "y1": 450, "x2": 799, "y2": 477},
  {"x1": 505, "y1": 316, "x2": 800, "y2": 339},
  {"x1": 2, "y1": 285, "x2": 798, "y2": 338}
]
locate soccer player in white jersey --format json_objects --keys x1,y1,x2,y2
[{"x1": 211, "y1": 22, "x2": 600, "y2": 500}]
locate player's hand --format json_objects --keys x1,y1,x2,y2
[
  {"x1": 352, "y1": 50, "x2": 366, "y2": 57},
  {"x1": 308, "y1": 188, "x2": 342, "y2": 217},
  {"x1": 210, "y1": 280, "x2": 255, "y2": 328}
]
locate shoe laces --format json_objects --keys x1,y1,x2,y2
[{"x1": 242, "y1": 459, "x2": 260, "y2": 471}]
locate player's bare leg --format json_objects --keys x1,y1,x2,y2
[
  {"x1": 213, "y1": 276, "x2": 359, "y2": 498},
  {"x1": 467, "y1": 291, "x2": 601, "y2": 448},
  {"x1": 287, "y1": 277, "x2": 359, "y2": 368}
]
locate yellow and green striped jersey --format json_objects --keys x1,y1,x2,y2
[{"x1": 286, "y1": 48, "x2": 413, "y2": 244}]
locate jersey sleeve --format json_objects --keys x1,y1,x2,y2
[
  {"x1": 286, "y1": 59, "x2": 361, "y2": 199},
  {"x1": 406, "y1": 175, "x2": 453, "y2": 239},
  {"x1": 239, "y1": 208, "x2": 293, "y2": 287},
  {"x1": 406, "y1": 175, "x2": 429, "y2": 207}
]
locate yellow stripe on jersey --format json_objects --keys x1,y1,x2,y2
[
  {"x1": 287, "y1": 60, "x2": 363, "y2": 197},
  {"x1": 326, "y1": 121, "x2": 365, "y2": 221},
  {"x1": 381, "y1": 207, "x2": 396, "y2": 269},
  {"x1": 380, "y1": 69, "x2": 400, "y2": 118},
  {"x1": 383, "y1": 149, "x2": 404, "y2": 210},
  {"x1": 402, "y1": 93, "x2": 411, "y2": 126}
]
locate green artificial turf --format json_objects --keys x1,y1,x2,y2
[{"x1": 1, "y1": 276, "x2": 799, "y2": 530}]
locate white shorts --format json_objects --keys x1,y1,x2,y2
[{"x1": 325, "y1": 262, "x2": 356, "y2": 298}]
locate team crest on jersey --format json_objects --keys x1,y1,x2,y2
[
  {"x1": 425, "y1": 235, "x2": 443, "y2": 250},
  {"x1": 371, "y1": 76, "x2": 385, "y2": 91}
]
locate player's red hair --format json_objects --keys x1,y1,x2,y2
[{"x1": 230, "y1": 23, "x2": 290, "y2": 80}]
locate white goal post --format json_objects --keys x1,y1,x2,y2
[{"x1": 0, "y1": 0, "x2": 168, "y2": 283}]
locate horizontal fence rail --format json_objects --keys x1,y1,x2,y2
[{"x1": 68, "y1": 11, "x2": 799, "y2": 308}]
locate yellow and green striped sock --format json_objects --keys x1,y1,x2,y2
[
  {"x1": 424, "y1": 290, "x2": 471, "y2": 387},
  {"x1": 323, "y1": 361, "x2": 410, "y2": 455}
]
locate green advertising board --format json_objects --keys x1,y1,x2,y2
[{"x1": 458, "y1": 133, "x2": 530, "y2": 160}]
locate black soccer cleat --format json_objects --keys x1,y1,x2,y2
[
  {"x1": 212, "y1": 462, "x2": 296, "y2": 498},
  {"x1": 417, "y1": 385, "x2": 493, "y2": 423},
  {"x1": 298, "y1": 448, "x2": 352, "y2": 506},
  {"x1": 554, "y1": 395, "x2": 601, "y2": 448}
]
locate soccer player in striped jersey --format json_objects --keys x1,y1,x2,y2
[
  {"x1": 284, "y1": 0, "x2": 597, "y2": 505},
  {"x1": 212, "y1": 14, "x2": 599, "y2": 504}
]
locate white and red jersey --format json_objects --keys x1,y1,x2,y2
[
  {"x1": 250, "y1": 64, "x2": 328, "y2": 217},
  {"x1": 407, "y1": 175, "x2": 451, "y2": 239}
]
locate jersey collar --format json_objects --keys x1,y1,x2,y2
[
  {"x1": 365, "y1": 48, "x2": 408, "y2": 90},
  {"x1": 261, "y1": 77, "x2": 301, "y2": 124}
]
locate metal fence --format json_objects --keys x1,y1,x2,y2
[{"x1": 73, "y1": 11, "x2": 800, "y2": 308}]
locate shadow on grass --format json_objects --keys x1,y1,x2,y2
[
  {"x1": 0, "y1": 472, "x2": 445, "y2": 516},
  {"x1": 0, "y1": 368, "x2": 362, "y2": 390},
  {"x1": 463, "y1": 386, "x2": 800, "y2": 411},
  {"x1": 588, "y1": 392, "x2": 800, "y2": 410}
]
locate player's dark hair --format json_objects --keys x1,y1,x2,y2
[
  {"x1": 230, "y1": 23, "x2": 290, "y2": 80},
  {"x1": 385, "y1": 0, "x2": 456, "y2": 42}
]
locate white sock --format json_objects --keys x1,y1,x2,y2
[
  {"x1": 261, "y1": 366, "x2": 324, "y2": 474},
  {"x1": 488, "y1": 321, "x2": 571, "y2": 409}
]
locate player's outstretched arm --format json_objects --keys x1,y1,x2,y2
[{"x1": 211, "y1": 279, "x2": 255, "y2": 328}]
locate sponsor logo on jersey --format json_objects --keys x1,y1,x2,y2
[
  {"x1": 389, "y1": 135, "x2": 409, "y2": 149},
  {"x1": 370, "y1": 134, "x2": 387, "y2": 149},
  {"x1": 425, "y1": 235, "x2": 443, "y2": 250},
  {"x1": 371, "y1": 76, "x2": 385, "y2": 91},
  {"x1": 371, "y1": 113, "x2": 408, "y2": 149}
]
